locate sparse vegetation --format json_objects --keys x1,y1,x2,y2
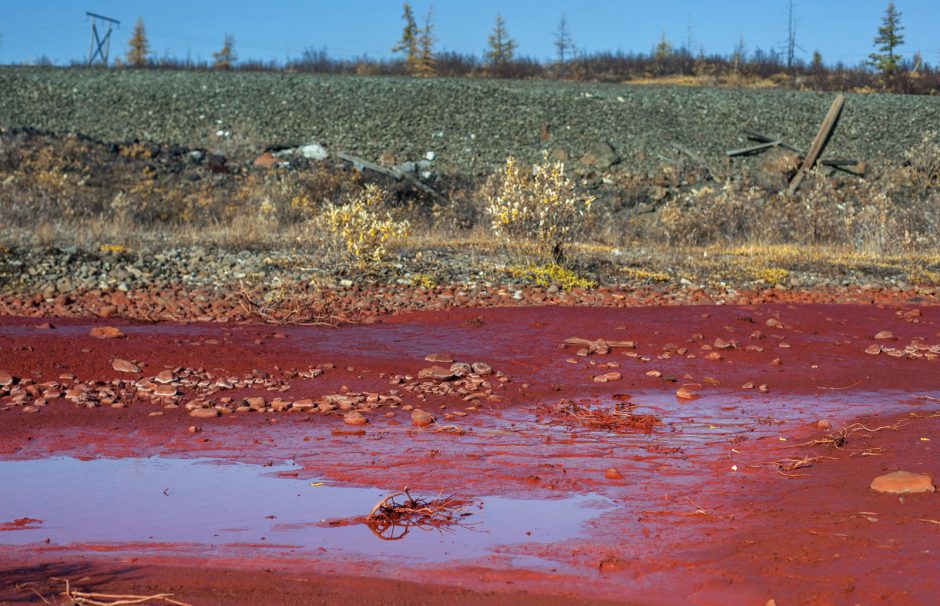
[
  {"x1": 507, "y1": 263, "x2": 595, "y2": 290},
  {"x1": 1, "y1": 75, "x2": 938, "y2": 293}
]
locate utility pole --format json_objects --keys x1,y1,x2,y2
[{"x1": 86, "y1": 12, "x2": 120, "y2": 66}]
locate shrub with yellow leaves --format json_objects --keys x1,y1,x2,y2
[
  {"x1": 486, "y1": 155, "x2": 594, "y2": 260},
  {"x1": 322, "y1": 184, "x2": 410, "y2": 266}
]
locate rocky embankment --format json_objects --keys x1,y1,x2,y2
[{"x1": 1, "y1": 68, "x2": 936, "y2": 177}]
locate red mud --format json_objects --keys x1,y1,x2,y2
[{"x1": 1, "y1": 303, "x2": 938, "y2": 605}]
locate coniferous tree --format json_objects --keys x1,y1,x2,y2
[
  {"x1": 125, "y1": 17, "x2": 150, "y2": 68},
  {"x1": 485, "y1": 13, "x2": 517, "y2": 67},
  {"x1": 654, "y1": 32, "x2": 673, "y2": 60},
  {"x1": 868, "y1": 2, "x2": 905, "y2": 75},
  {"x1": 392, "y1": 2, "x2": 419, "y2": 75},
  {"x1": 212, "y1": 34, "x2": 237, "y2": 70},
  {"x1": 414, "y1": 6, "x2": 436, "y2": 77},
  {"x1": 811, "y1": 50, "x2": 824, "y2": 73}
]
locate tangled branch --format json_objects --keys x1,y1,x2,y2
[{"x1": 366, "y1": 487, "x2": 470, "y2": 541}]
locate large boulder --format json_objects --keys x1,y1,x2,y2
[
  {"x1": 753, "y1": 147, "x2": 800, "y2": 191},
  {"x1": 579, "y1": 141, "x2": 621, "y2": 169}
]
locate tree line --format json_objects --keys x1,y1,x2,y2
[{"x1": 114, "y1": 2, "x2": 933, "y2": 94}]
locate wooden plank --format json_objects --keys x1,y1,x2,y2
[
  {"x1": 726, "y1": 140, "x2": 781, "y2": 157},
  {"x1": 820, "y1": 159, "x2": 866, "y2": 175},
  {"x1": 337, "y1": 152, "x2": 446, "y2": 202},
  {"x1": 787, "y1": 94, "x2": 845, "y2": 195},
  {"x1": 743, "y1": 131, "x2": 804, "y2": 154},
  {"x1": 743, "y1": 130, "x2": 777, "y2": 143}
]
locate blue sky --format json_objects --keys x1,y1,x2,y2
[{"x1": 0, "y1": 1, "x2": 937, "y2": 67}]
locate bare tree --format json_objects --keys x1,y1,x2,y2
[
  {"x1": 784, "y1": 0, "x2": 798, "y2": 68},
  {"x1": 554, "y1": 14, "x2": 575, "y2": 63},
  {"x1": 731, "y1": 36, "x2": 747, "y2": 73}
]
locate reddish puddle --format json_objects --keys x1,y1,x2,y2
[{"x1": 1, "y1": 303, "x2": 938, "y2": 605}]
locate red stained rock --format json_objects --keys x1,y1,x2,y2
[
  {"x1": 344, "y1": 411, "x2": 368, "y2": 426},
  {"x1": 112, "y1": 358, "x2": 140, "y2": 373},
  {"x1": 89, "y1": 326, "x2": 125, "y2": 339},
  {"x1": 189, "y1": 407, "x2": 219, "y2": 419},
  {"x1": 411, "y1": 409, "x2": 435, "y2": 428},
  {"x1": 418, "y1": 366, "x2": 455, "y2": 381},
  {"x1": 870, "y1": 471, "x2": 935, "y2": 494},
  {"x1": 424, "y1": 352, "x2": 454, "y2": 363}
]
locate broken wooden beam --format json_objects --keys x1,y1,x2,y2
[
  {"x1": 742, "y1": 130, "x2": 805, "y2": 155},
  {"x1": 726, "y1": 140, "x2": 782, "y2": 157},
  {"x1": 336, "y1": 152, "x2": 446, "y2": 202},
  {"x1": 787, "y1": 94, "x2": 845, "y2": 195},
  {"x1": 820, "y1": 158, "x2": 866, "y2": 175}
]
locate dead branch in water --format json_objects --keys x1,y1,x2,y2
[
  {"x1": 365, "y1": 487, "x2": 470, "y2": 541},
  {"x1": 545, "y1": 399, "x2": 662, "y2": 432},
  {"x1": 769, "y1": 455, "x2": 836, "y2": 477},
  {"x1": 53, "y1": 577, "x2": 192, "y2": 606},
  {"x1": 235, "y1": 283, "x2": 361, "y2": 326},
  {"x1": 13, "y1": 584, "x2": 52, "y2": 605},
  {"x1": 790, "y1": 420, "x2": 907, "y2": 449}
]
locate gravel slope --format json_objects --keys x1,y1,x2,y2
[{"x1": 0, "y1": 67, "x2": 936, "y2": 176}]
